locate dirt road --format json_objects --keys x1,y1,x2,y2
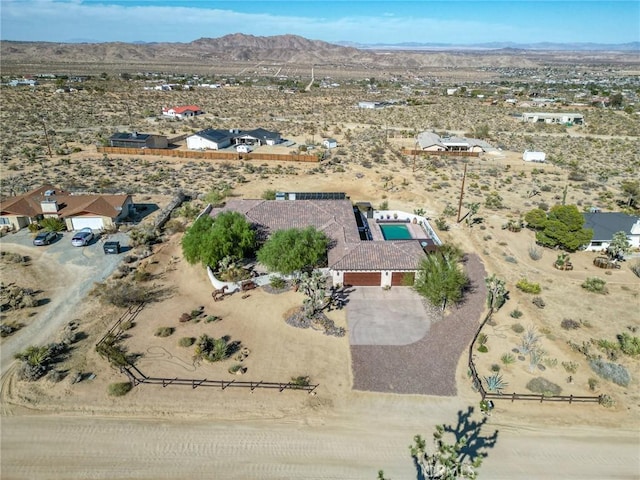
[{"x1": 2, "y1": 396, "x2": 638, "y2": 479}]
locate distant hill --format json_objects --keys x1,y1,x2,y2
[
  {"x1": 1, "y1": 33, "x2": 637, "y2": 73},
  {"x1": 346, "y1": 41, "x2": 640, "y2": 52}
]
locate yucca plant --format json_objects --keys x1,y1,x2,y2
[{"x1": 484, "y1": 373, "x2": 508, "y2": 394}]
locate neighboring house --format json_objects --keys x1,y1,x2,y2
[
  {"x1": 185, "y1": 127, "x2": 282, "y2": 150},
  {"x1": 186, "y1": 129, "x2": 233, "y2": 150},
  {"x1": 582, "y1": 212, "x2": 640, "y2": 252},
  {"x1": 521, "y1": 112, "x2": 584, "y2": 125},
  {"x1": 161, "y1": 105, "x2": 204, "y2": 119},
  {"x1": 523, "y1": 151, "x2": 546, "y2": 162},
  {"x1": 109, "y1": 132, "x2": 168, "y2": 149},
  {"x1": 210, "y1": 197, "x2": 440, "y2": 287},
  {"x1": 322, "y1": 138, "x2": 338, "y2": 149},
  {"x1": 0, "y1": 185, "x2": 133, "y2": 232},
  {"x1": 417, "y1": 131, "x2": 490, "y2": 153}
]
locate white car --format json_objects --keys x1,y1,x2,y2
[{"x1": 71, "y1": 228, "x2": 94, "y2": 247}]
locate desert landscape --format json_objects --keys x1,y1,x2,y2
[{"x1": 1, "y1": 33, "x2": 640, "y2": 479}]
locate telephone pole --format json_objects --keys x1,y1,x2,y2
[{"x1": 456, "y1": 162, "x2": 468, "y2": 223}]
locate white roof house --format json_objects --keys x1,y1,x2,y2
[
  {"x1": 521, "y1": 112, "x2": 584, "y2": 125},
  {"x1": 417, "y1": 131, "x2": 490, "y2": 153},
  {"x1": 186, "y1": 129, "x2": 233, "y2": 150},
  {"x1": 523, "y1": 151, "x2": 546, "y2": 162}
]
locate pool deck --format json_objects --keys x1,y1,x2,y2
[{"x1": 370, "y1": 221, "x2": 430, "y2": 241}]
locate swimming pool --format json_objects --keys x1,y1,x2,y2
[{"x1": 379, "y1": 223, "x2": 412, "y2": 240}]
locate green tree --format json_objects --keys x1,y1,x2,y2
[
  {"x1": 409, "y1": 427, "x2": 482, "y2": 479},
  {"x1": 413, "y1": 251, "x2": 468, "y2": 311},
  {"x1": 181, "y1": 212, "x2": 256, "y2": 267},
  {"x1": 39, "y1": 217, "x2": 66, "y2": 232},
  {"x1": 606, "y1": 231, "x2": 631, "y2": 260},
  {"x1": 527, "y1": 205, "x2": 593, "y2": 251},
  {"x1": 257, "y1": 227, "x2": 329, "y2": 275},
  {"x1": 609, "y1": 93, "x2": 623, "y2": 108},
  {"x1": 620, "y1": 180, "x2": 639, "y2": 207}
]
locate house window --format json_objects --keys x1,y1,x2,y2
[
  {"x1": 591, "y1": 241, "x2": 603, "y2": 247},
  {"x1": 0, "y1": 218, "x2": 10, "y2": 225}
]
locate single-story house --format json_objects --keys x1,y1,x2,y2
[
  {"x1": 322, "y1": 138, "x2": 338, "y2": 149},
  {"x1": 582, "y1": 212, "x2": 640, "y2": 252},
  {"x1": 523, "y1": 151, "x2": 546, "y2": 162},
  {"x1": 521, "y1": 112, "x2": 584, "y2": 125},
  {"x1": 109, "y1": 132, "x2": 168, "y2": 149},
  {"x1": 186, "y1": 127, "x2": 282, "y2": 150},
  {"x1": 186, "y1": 129, "x2": 233, "y2": 150},
  {"x1": 417, "y1": 131, "x2": 490, "y2": 153},
  {"x1": 210, "y1": 197, "x2": 441, "y2": 287},
  {"x1": 161, "y1": 105, "x2": 204, "y2": 119},
  {"x1": 0, "y1": 184, "x2": 133, "y2": 232}
]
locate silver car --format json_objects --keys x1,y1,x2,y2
[{"x1": 71, "y1": 228, "x2": 94, "y2": 247}]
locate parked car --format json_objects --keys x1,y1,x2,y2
[
  {"x1": 71, "y1": 228, "x2": 94, "y2": 247},
  {"x1": 33, "y1": 231, "x2": 57, "y2": 246}
]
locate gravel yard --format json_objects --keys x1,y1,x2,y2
[{"x1": 350, "y1": 254, "x2": 486, "y2": 395}]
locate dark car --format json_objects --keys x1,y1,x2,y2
[
  {"x1": 33, "y1": 231, "x2": 57, "y2": 246},
  {"x1": 71, "y1": 227, "x2": 94, "y2": 247}
]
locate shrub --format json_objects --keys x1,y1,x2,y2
[
  {"x1": 434, "y1": 217, "x2": 449, "y2": 231},
  {"x1": 561, "y1": 318, "x2": 581, "y2": 330},
  {"x1": 516, "y1": 278, "x2": 541, "y2": 294},
  {"x1": 501, "y1": 353, "x2": 515, "y2": 365},
  {"x1": 562, "y1": 361, "x2": 579, "y2": 374},
  {"x1": 532, "y1": 296, "x2": 546, "y2": 309},
  {"x1": 510, "y1": 309, "x2": 523, "y2": 319},
  {"x1": 178, "y1": 336, "x2": 195, "y2": 347},
  {"x1": 92, "y1": 281, "x2": 156, "y2": 308},
  {"x1": 581, "y1": 277, "x2": 608, "y2": 294},
  {"x1": 490, "y1": 364, "x2": 501, "y2": 372},
  {"x1": 526, "y1": 377, "x2": 562, "y2": 396},
  {"x1": 630, "y1": 260, "x2": 640, "y2": 278},
  {"x1": 164, "y1": 219, "x2": 186, "y2": 234},
  {"x1": 528, "y1": 245, "x2": 543, "y2": 261},
  {"x1": 269, "y1": 276, "x2": 287, "y2": 290},
  {"x1": 589, "y1": 358, "x2": 630, "y2": 386},
  {"x1": 205, "y1": 315, "x2": 221, "y2": 323},
  {"x1": 484, "y1": 373, "x2": 508, "y2": 393},
  {"x1": 119, "y1": 320, "x2": 133, "y2": 331},
  {"x1": 108, "y1": 382, "x2": 133, "y2": 396},
  {"x1": 617, "y1": 333, "x2": 640, "y2": 356},
  {"x1": 511, "y1": 323, "x2": 525, "y2": 334},
  {"x1": 290, "y1": 375, "x2": 311, "y2": 389},
  {"x1": 588, "y1": 378, "x2": 599, "y2": 391},
  {"x1": 154, "y1": 327, "x2": 174, "y2": 337},
  {"x1": 40, "y1": 217, "x2": 66, "y2": 232}
]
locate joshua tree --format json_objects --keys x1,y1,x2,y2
[
  {"x1": 485, "y1": 274, "x2": 507, "y2": 313},
  {"x1": 606, "y1": 231, "x2": 631, "y2": 261},
  {"x1": 299, "y1": 270, "x2": 328, "y2": 318}
]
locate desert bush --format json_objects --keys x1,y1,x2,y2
[
  {"x1": 581, "y1": 277, "x2": 608, "y2": 294},
  {"x1": 617, "y1": 333, "x2": 640, "y2": 356},
  {"x1": 501, "y1": 353, "x2": 515, "y2": 365},
  {"x1": 588, "y1": 377, "x2": 599, "y2": 391},
  {"x1": 561, "y1": 318, "x2": 581, "y2": 330},
  {"x1": 91, "y1": 280, "x2": 156, "y2": 307},
  {"x1": 510, "y1": 309, "x2": 523, "y2": 319},
  {"x1": 526, "y1": 377, "x2": 562, "y2": 396},
  {"x1": 269, "y1": 276, "x2": 287, "y2": 290},
  {"x1": 129, "y1": 225, "x2": 158, "y2": 247},
  {"x1": 490, "y1": 364, "x2": 501, "y2": 372},
  {"x1": 178, "y1": 336, "x2": 195, "y2": 347},
  {"x1": 194, "y1": 334, "x2": 232, "y2": 362},
  {"x1": 0, "y1": 323, "x2": 17, "y2": 337},
  {"x1": 205, "y1": 315, "x2": 220, "y2": 323},
  {"x1": 484, "y1": 373, "x2": 508, "y2": 393},
  {"x1": 154, "y1": 327, "x2": 174, "y2": 337},
  {"x1": 290, "y1": 375, "x2": 311, "y2": 389},
  {"x1": 589, "y1": 358, "x2": 631, "y2": 386},
  {"x1": 163, "y1": 219, "x2": 186, "y2": 234},
  {"x1": 562, "y1": 361, "x2": 579, "y2": 374},
  {"x1": 47, "y1": 369, "x2": 65, "y2": 383},
  {"x1": 434, "y1": 217, "x2": 449, "y2": 231},
  {"x1": 528, "y1": 244, "x2": 543, "y2": 261},
  {"x1": 132, "y1": 268, "x2": 151, "y2": 282},
  {"x1": 119, "y1": 320, "x2": 133, "y2": 331},
  {"x1": 516, "y1": 278, "x2": 541, "y2": 294},
  {"x1": 228, "y1": 364, "x2": 246, "y2": 374},
  {"x1": 108, "y1": 382, "x2": 133, "y2": 396},
  {"x1": 0, "y1": 251, "x2": 26, "y2": 263},
  {"x1": 630, "y1": 260, "x2": 640, "y2": 278},
  {"x1": 40, "y1": 217, "x2": 66, "y2": 232},
  {"x1": 511, "y1": 323, "x2": 525, "y2": 334},
  {"x1": 532, "y1": 296, "x2": 545, "y2": 309},
  {"x1": 476, "y1": 333, "x2": 488, "y2": 352},
  {"x1": 14, "y1": 344, "x2": 52, "y2": 381}
]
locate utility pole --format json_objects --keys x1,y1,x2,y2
[
  {"x1": 41, "y1": 117, "x2": 52, "y2": 156},
  {"x1": 456, "y1": 162, "x2": 468, "y2": 223}
]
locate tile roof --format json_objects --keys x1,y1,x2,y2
[
  {"x1": 170, "y1": 105, "x2": 202, "y2": 114},
  {"x1": 0, "y1": 185, "x2": 130, "y2": 219},
  {"x1": 211, "y1": 199, "x2": 427, "y2": 271}
]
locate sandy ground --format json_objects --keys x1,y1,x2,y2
[{"x1": 1, "y1": 164, "x2": 639, "y2": 479}]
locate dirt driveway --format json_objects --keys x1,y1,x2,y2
[{"x1": 0, "y1": 230, "x2": 128, "y2": 376}]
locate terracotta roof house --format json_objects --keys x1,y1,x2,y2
[
  {"x1": 211, "y1": 197, "x2": 440, "y2": 287},
  {"x1": 162, "y1": 105, "x2": 204, "y2": 119},
  {"x1": 417, "y1": 131, "x2": 489, "y2": 153},
  {"x1": 109, "y1": 132, "x2": 168, "y2": 149},
  {"x1": 582, "y1": 212, "x2": 640, "y2": 252},
  {"x1": 0, "y1": 184, "x2": 133, "y2": 232}
]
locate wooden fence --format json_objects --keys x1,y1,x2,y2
[
  {"x1": 468, "y1": 311, "x2": 604, "y2": 405},
  {"x1": 97, "y1": 146, "x2": 319, "y2": 163},
  {"x1": 121, "y1": 364, "x2": 319, "y2": 394},
  {"x1": 402, "y1": 149, "x2": 480, "y2": 157},
  {"x1": 97, "y1": 304, "x2": 319, "y2": 395}
]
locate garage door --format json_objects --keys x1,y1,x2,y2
[
  {"x1": 344, "y1": 272, "x2": 381, "y2": 286},
  {"x1": 391, "y1": 272, "x2": 415, "y2": 286},
  {"x1": 71, "y1": 217, "x2": 105, "y2": 231}
]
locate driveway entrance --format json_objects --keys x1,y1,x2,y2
[{"x1": 345, "y1": 287, "x2": 432, "y2": 346}]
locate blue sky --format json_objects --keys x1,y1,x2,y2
[{"x1": 1, "y1": 0, "x2": 638, "y2": 44}]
